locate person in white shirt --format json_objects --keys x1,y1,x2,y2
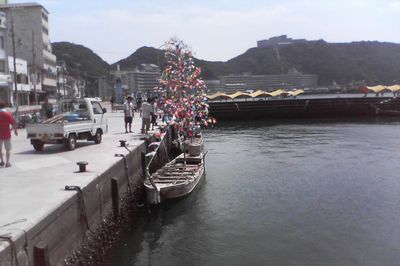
[
  {"x1": 140, "y1": 98, "x2": 154, "y2": 134},
  {"x1": 124, "y1": 96, "x2": 134, "y2": 133}
]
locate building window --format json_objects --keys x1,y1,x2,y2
[
  {"x1": 16, "y1": 74, "x2": 28, "y2": 84},
  {"x1": 42, "y1": 13, "x2": 48, "y2": 22},
  {"x1": 0, "y1": 36, "x2": 4, "y2": 49},
  {"x1": 0, "y1": 60, "x2": 5, "y2": 72}
]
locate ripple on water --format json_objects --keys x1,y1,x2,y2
[{"x1": 106, "y1": 119, "x2": 400, "y2": 266}]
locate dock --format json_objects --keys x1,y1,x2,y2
[{"x1": 0, "y1": 103, "x2": 152, "y2": 265}]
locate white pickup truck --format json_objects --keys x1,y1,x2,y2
[{"x1": 26, "y1": 98, "x2": 108, "y2": 151}]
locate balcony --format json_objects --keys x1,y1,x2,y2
[
  {"x1": 43, "y1": 49, "x2": 56, "y2": 63},
  {"x1": 0, "y1": 73, "x2": 11, "y2": 87},
  {"x1": 43, "y1": 77, "x2": 57, "y2": 88}
]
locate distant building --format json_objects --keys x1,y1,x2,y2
[
  {"x1": 98, "y1": 75, "x2": 114, "y2": 100},
  {"x1": 220, "y1": 68, "x2": 318, "y2": 92},
  {"x1": 257, "y1": 35, "x2": 315, "y2": 48},
  {"x1": 56, "y1": 62, "x2": 79, "y2": 98},
  {"x1": 0, "y1": 2, "x2": 57, "y2": 100},
  {"x1": 0, "y1": 10, "x2": 11, "y2": 105},
  {"x1": 204, "y1": 80, "x2": 221, "y2": 93},
  {"x1": 8, "y1": 56, "x2": 29, "y2": 105},
  {"x1": 110, "y1": 64, "x2": 161, "y2": 95},
  {"x1": 63, "y1": 75, "x2": 80, "y2": 98}
]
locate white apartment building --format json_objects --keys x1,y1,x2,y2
[
  {"x1": 0, "y1": 2, "x2": 57, "y2": 102},
  {"x1": 8, "y1": 55, "x2": 29, "y2": 105},
  {"x1": 110, "y1": 64, "x2": 161, "y2": 95},
  {"x1": 221, "y1": 69, "x2": 318, "y2": 92},
  {"x1": 0, "y1": 10, "x2": 11, "y2": 105}
]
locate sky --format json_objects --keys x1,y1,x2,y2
[{"x1": 10, "y1": 0, "x2": 400, "y2": 64}]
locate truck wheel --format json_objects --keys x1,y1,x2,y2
[
  {"x1": 32, "y1": 141, "x2": 44, "y2": 151},
  {"x1": 66, "y1": 134, "x2": 77, "y2": 150},
  {"x1": 94, "y1": 131, "x2": 102, "y2": 144}
]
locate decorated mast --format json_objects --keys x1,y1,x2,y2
[{"x1": 157, "y1": 38, "x2": 211, "y2": 141}]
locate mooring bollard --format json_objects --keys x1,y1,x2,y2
[
  {"x1": 119, "y1": 140, "x2": 127, "y2": 147},
  {"x1": 77, "y1": 161, "x2": 88, "y2": 172}
]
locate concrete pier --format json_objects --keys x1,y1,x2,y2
[{"x1": 0, "y1": 103, "x2": 152, "y2": 265}]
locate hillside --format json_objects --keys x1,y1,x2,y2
[
  {"x1": 52, "y1": 42, "x2": 111, "y2": 95},
  {"x1": 52, "y1": 42, "x2": 110, "y2": 77},
  {"x1": 112, "y1": 46, "x2": 229, "y2": 80},
  {"x1": 52, "y1": 41, "x2": 400, "y2": 88},
  {"x1": 227, "y1": 41, "x2": 400, "y2": 85}
]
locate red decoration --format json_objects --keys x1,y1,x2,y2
[{"x1": 157, "y1": 38, "x2": 214, "y2": 137}]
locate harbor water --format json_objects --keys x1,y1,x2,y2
[{"x1": 105, "y1": 118, "x2": 400, "y2": 266}]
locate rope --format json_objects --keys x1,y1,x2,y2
[
  {"x1": 64, "y1": 186, "x2": 89, "y2": 231},
  {"x1": 162, "y1": 137, "x2": 170, "y2": 162},
  {"x1": 97, "y1": 184, "x2": 103, "y2": 219},
  {"x1": 77, "y1": 188, "x2": 89, "y2": 231}
]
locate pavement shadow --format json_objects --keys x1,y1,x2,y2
[
  {"x1": 17, "y1": 142, "x2": 94, "y2": 155},
  {"x1": 113, "y1": 132, "x2": 135, "y2": 135}
]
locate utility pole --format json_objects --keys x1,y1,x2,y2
[
  {"x1": 10, "y1": 12, "x2": 18, "y2": 115},
  {"x1": 62, "y1": 62, "x2": 65, "y2": 97},
  {"x1": 32, "y1": 30, "x2": 37, "y2": 105},
  {"x1": 56, "y1": 66, "x2": 60, "y2": 100}
]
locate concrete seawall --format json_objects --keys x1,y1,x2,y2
[{"x1": 0, "y1": 104, "x2": 160, "y2": 265}]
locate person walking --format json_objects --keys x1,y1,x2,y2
[
  {"x1": 124, "y1": 96, "x2": 134, "y2": 133},
  {"x1": 0, "y1": 101, "x2": 18, "y2": 167},
  {"x1": 151, "y1": 97, "x2": 158, "y2": 130},
  {"x1": 140, "y1": 98, "x2": 153, "y2": 134},
  {"x1": 136, "y1": 94, "x2": 143, "y2": 112},
  {"x1": 110, "y1": 96, "x2": 115, "y2": 112}
]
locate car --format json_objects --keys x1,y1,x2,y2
[{"x1": 94, "y1": 97, "x2": 102, "y2": 102}]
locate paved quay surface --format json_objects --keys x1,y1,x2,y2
[{"x1": 0, "y1": 102, "x2": 150, "y2": 252}]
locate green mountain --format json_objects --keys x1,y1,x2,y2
[
  {"x1": 113, "y1": 46, "x2": 161, "y2": 69},
  {"x1": 112, "y1": 46, "x2": 229, "y2": 80},
  {"x1": 227, "y1": 41, "x2": 400, "y2": 85},
  {"x1": 52, "y1": 42, "x2": 111, "y2": 95},
  {"x1": 52, "y1": 41, "x2": 110, "y2": 77},
  {"x1": 52, "y1": 41, "x2": 400, "y2": 89}
]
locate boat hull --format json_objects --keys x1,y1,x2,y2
[{"x1": 145, "y1": 153, "x2": 205, "y2": 204}]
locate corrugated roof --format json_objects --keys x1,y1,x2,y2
[
  {"x1": 229, "y1": 91, "x2": 252, "y2": 99},
  {"x1": 206, "y1": 92, "x2": 231, "y2": 100},
  {"x1": 385, "y1": 85, "x2": 400, "y2": 92},
  {"x1": 365, "y1": 85, "x2": 387, "y2": 93}
]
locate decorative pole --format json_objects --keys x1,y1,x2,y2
[{"x1": 157, "y1": 38, "x2": 211, "y2": 139}]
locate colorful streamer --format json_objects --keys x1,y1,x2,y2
[{"x1": 157, "y1": 38, "x2": 214, "y2": 137}]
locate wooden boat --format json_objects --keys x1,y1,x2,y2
[{"x1": 144, "y1": 151, "x2": 206, "y2": 205}]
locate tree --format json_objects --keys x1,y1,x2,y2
[{"x1": 157, "y1": 38, "x2": 212, "y2": 137}]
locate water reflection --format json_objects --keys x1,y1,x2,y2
[{"x1": 106, "y1": 118, "x2": 400, "y2": 266}]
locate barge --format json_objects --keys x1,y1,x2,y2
[{"x1": 209, "y1": 95, "x2": 400, "y2": 121}]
